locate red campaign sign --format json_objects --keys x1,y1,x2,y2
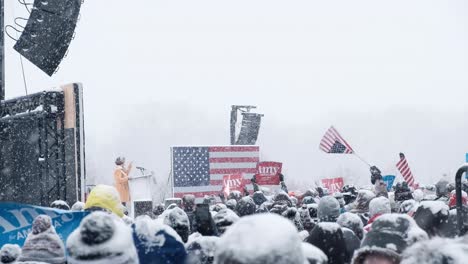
[
  {"x1": 222, "y1": 174, "x2": 245, "y2": 197},
  {"x1": 321, "y1": 177, "x2": 344, "y2": 194},
  {"x1": 256, "y1": 162, "x2": 282, "y2": 185}
]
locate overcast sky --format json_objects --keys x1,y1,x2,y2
[{"x1": 4, "y1": 1, "x2": 468, "y2": 188}]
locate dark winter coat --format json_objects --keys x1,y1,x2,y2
[
  {"x1": 413, "y1": 201, "x2": 450, "y2": 237},
  {"x1": 306, "y1": 223, "x2": 347, "y2": 264},
  {"x1": 341, "y1": 228, "x2": 360, "y2": 263},
  {"x1": 236, "y1": 196, "x2": 256, "y2": 217}
]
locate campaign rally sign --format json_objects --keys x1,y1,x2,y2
[
  {"x1": 382, "y1": 175, "x2": 396, "y2": 191},
  {"x1": 321, "y1": 177, "x2": 344, "y2": 194},
  {"x1": 0, "y1": 202, "x2": 89, "y2": 246},
  {"x1": 222, "y1": 174, "x2": 245, "y2": 197},
  {"x1": 256, "y1": 162, "x2": 282, "y2": 185}
]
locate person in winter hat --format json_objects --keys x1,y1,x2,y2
[
  {"x1": 412, "y1": 201, "x2": 450, "y2": 237},
  {"x1": 306, "y1": 222, "x2": 347, "y2": 264},
  {"x1": 401, "y1": 236, "x2": 468, "y2": 264},
  {"x1": 448, "y1": 190, "x2": 468, "y2": 209},
  {"x1": 17, "y1": 215, "x2": 65, "y2": 264},
  {"x1": 299, "y1": 205, "x2": 315, "y2": 233},
  {"x1": 412, "y1": 189, "x2": 424, "y2": 203},
  {"x1": 370, "y1": 166, "x2": 389, "y2": 198},
  {"x1": 212, "y1": 208, "x2": 239, "y2": 235},
  {"x1": 153, "y1": 203, "x2": 165, "y2": 218},
  {"x1": 132, "y1": 215, "x2": 186, "y2": 264},
  {"x1": 352, "y1": 214, "x2": 428, "y2": 264},
  {"x1": 236, "y1": 196, "x2": 256, "y2": 217},
  {"x1": 225, "y1": 199, "x2": 237, "y2": 211},
  {"x1": 399, "y1": 199, "x2": 417, "y2": 216},
  {"x1": 307, "y1": 203, "x2": 319, "y2": 219},
  {"x1": 251, "y1": 191, "x2": 268, "y2": 206},
  {"x1": 334, "y1": 192, "x2": 346, "y2": 213},
  {"x1": 214, "y1": 214, "x2": 305, "y2": 264},
  {"x1": 227, "y1": 190, "x2": 242, "y2": 201},
  {"x1": 302, "y1": 196, "x2": 315, "y2": 205},
  {"x1": 1, "y1": 244, "x2": 21, "y2": 264},
  {"x1": 342, "y1": 185, "x2": 358, "y2": 205},
  {"x1": 185, "y1": 236, "x2": 219, "y2": 264},
  {"x1": 422, "y1": 184, "x2": 437, "y2": 201},
  {"x1": 394, "y1": 182, "x2": 413, "y2": 202},
  {"x1": 50, "y1": 200, "x2": 70, "y2": 210},
  {"x1": 317, "y1": 196, "x2": 341, "y2": 222},
  {"x1": 71, "y1": 201, "x2": 85, "y2": 211},
  {"x1": 282, "y1": 207, "x2": 304, "y2": 231},
  {"x1": 302, "y1": 243, "x2": 328, "y2": 264},
  {"x1": 347, "y1": 189, "x2": 375, "y2": 225},
  {"x1": 163, "y1": 207, "x2": 191, "y2": 243},
  {"x1": 364, "y1": 196, "x2": 391, "y2": 232},
  {"x1": 337, "y1": 212, "x2": 364, "y2": 240},
  {"x1": 84, "y1": 184, "x2": 125, "y2": 217},
  {"x1": 67, "y1": 211, "x2": 138, "y2": 264},
  {"x1": 435, "y1": 178, "x2": 450, "y2": 202}
]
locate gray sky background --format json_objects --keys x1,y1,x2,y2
[{"x1": 4, "y1": 1, "x2": 468, "y2": 189}]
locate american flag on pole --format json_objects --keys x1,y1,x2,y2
[
  {"x1": 319, "y1": 126, "x2": 354, "y2": 154},
  {"x1": 396, "y1": 153, "x2": 415, "y2": 186},
  {"x1": 172, "y1": 146, "x2": 259, "y2": 198}
]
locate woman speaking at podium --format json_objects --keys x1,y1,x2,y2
[{"x1": 114, "y1": 156, "x2": 133, "y2": 207}]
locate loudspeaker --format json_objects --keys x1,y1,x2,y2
[
  {"x1": 132, "y1": 200, "x2": 153, "y2": 218},
  {"x1": 236, "y1": 113, "x2": 262, "y2": 145},
  {"x1": 14, "y1": 0, "x2": 82, "y2": 76}
]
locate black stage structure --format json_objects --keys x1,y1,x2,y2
[{"x1": 0, "y1": 84, "x2": 85, "y2": 206}]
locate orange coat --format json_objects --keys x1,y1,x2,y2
[{"x1": 114, "y1": 164, "x2": 132, "y2": 202}]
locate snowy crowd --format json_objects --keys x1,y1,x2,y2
[{"x1": 1, "y1": 176, "x2": 468, "y2": 264}]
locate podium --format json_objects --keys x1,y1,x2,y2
[{"x1": 129, "y1": 168, "x2": 154, "y2": 218}]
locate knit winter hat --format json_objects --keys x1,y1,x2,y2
[
  {"x1": 18, "y1": 215, "x2": 66, "y2": 264},
  {"x1": 66, "y1": 211, "x2": 138, "y2": 264},
  {"x1": 0, "y1": 244, "x2": 21, "y2": 264},
  {"x1": 71, "y1": 201, "x2": 85, "y2": 211},
  {"x1": 317, "y1": 196, "x2": 340, "y2": 222},
  {"x1": 213, "y1": 208, "x2": 239, "y2": 234},
  {"x1": 236, "y1": 196, "x2": 256, "y2": 217}
]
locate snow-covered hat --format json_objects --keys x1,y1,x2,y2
[
  {"x1": 18, "y1": 215, "x2": 66, "y2": 264},
  {"x1": 50, "y1": 200, "x2": 70, "y2": 210},
  {"x1": 236, "y1": 196, "x2": 256, "y2": 217},
  {"x1": 132, "y1": 216, "x2": 187, "y2": 264},
  {"x1": 225, "y1": 199, "x2": 237, "y2": 210},
  {"x1": 337, "y1": 212, "x2": 364, "y2": 240},
  {"x1": 71, "y1": 201, "x2": 85, "y2": 211},
  {"x1": 317, "y1": 196, "x2": 340, "y2": 222},
  {"x1": 1, "y1": 244, "x2": 21, "y2": 264},
  {"x1": 352, "y1": 214, "x2": 428, "y2": 264},
  {"x1": 369, "y1": 196, "x2": 391, "y2": 218},
  {"x1": 214, "y1": 214, "x2": 305, "y2": 264},
  {"x1": 163, "y1": 207, "x2": 191, "y2": 243},
  {"x1": 401, "y1": 237, "x2": 468, "y2": 264},
  {"x1": 66, "y1": 211, "x2": 138, "y2": 264},
  {"x1": 213, "y1": 208, "x2": 239, "y2": 234},
  {"x1": 185, "y1": 236, "x2": 219, "y2": 264},
  {"x1": 252, "y1": 191, "x2": 268, "y2": 206},
  {"x1": 306, "y1": 222, "x2": 347, "y2": 264}
]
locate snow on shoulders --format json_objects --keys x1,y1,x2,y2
[
  {"x1": 419, "y1": 201, "x2": 449, "y2": 215},
  {"x1": 317, "y1": 222, "x2": 341, "y2": 233},
  {"x1": 134, "y1": 215, "x2": 183, "y2": 244}
]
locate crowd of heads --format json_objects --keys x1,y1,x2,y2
[{"x1": 2, "y1": 176, "x2": 468, "y2": 264}]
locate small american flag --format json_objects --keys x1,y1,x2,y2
[
  {"x1": 172, "y1": 146, "x2": 259, "y2": 198},
  {"x1": 319, "y1": 126, "x2": 354, "y2": 154},
  {"x1": 396, "y1": 153, "x2": 415, "y2": 186}
]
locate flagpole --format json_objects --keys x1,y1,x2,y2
[{"x1": 353, "y1": 152, "x2": 371, "y2": 167}]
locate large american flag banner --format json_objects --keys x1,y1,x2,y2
[
  {"x1": 319, "y1": 126, "x2": 354, "y2": 154},
  {"x1": 172, "y1": 146, "x2": 259, "y2": 198},
  {"x1": 396, "y1": 153, "x2": 415, "y2": 186}
]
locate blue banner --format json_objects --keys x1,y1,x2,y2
[
  {"x1": 382, "y1": 175, "x2": 396, "y2": 191},
  {"x1": 0, "y1": 202, "x2": 89, "y2": 246}
]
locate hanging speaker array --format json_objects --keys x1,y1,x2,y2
[
  {"x1": 236, "y1": 112, "x2": 263, "y2": 145},
  {"x1": 13, "y1": 0, "x2": 82, "y2": 76}
]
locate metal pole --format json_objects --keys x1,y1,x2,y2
[
  {"x1": 455, "y1": 165, "x2": 468, "y2": 236},
  {"x1": 0, "y1": 0, "x2": 5, "y2": 101},
  {"x1": 230, "y1": 106, "x2": 237, "y2": 145}
]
